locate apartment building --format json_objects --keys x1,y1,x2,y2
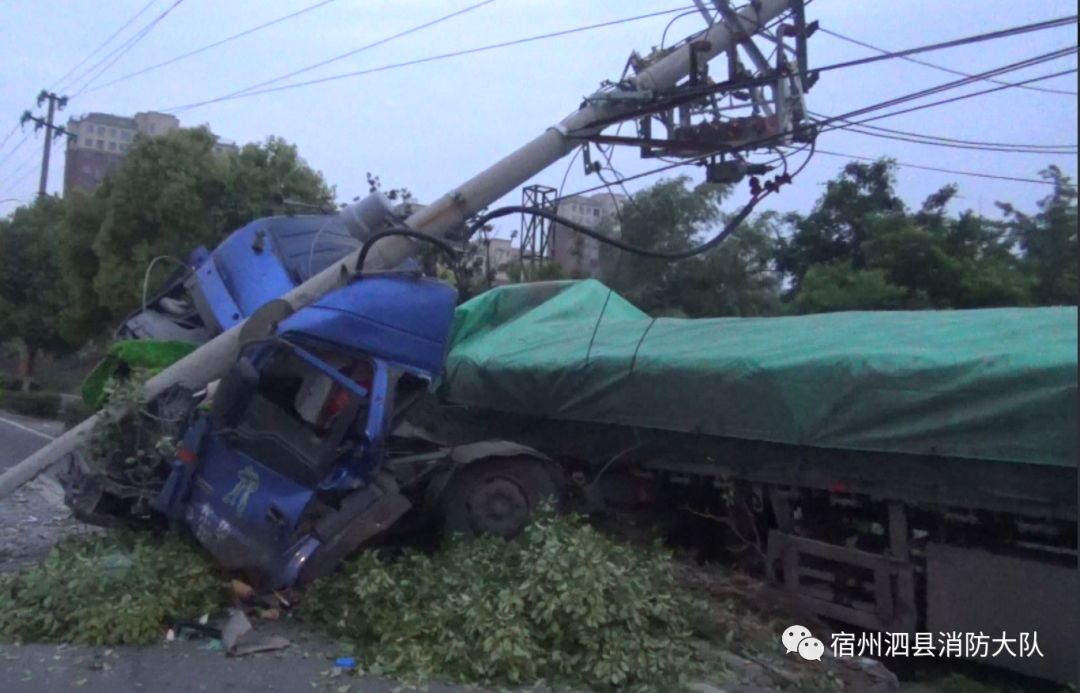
[{"x1": 63, "y1": 111, "x2": 236, "y2": 195}]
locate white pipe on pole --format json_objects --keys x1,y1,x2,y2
[{"x1": 0, "y1": 0, "x2": 795, "y2": 500}]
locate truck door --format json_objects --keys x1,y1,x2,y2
[{"x1": 183, "y1": 341, "x2": 381, "y2": 583}]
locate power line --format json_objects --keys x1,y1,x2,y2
[
  {"x1": 807, "y1": 16, "x2": 1078, "y2": 81},
  {"x1": 81, "y1": 0, "x2": 342, "y2": 95},
  {"x1": 825, "y1": 120, "x2": 1078, "y2": 155},
  {"x1": 572, "y1": 16, "x2": 1078, "y2": 133},
  {"x1": 0, "y1": 148, "x2": 40, "y2": 191},
  {"x1": 560, "y1": 140, "x2": 1057, "y2": 206},
  {"x1": 0, "y1": 166, "x2": 37, "y2": 197},
  {"x1": 167, "y1": 5, "x2": 697, "y2": 111},
  {"x1": 817, "y1": 64, "x2": 1078, "y2": 140},
  {"x1": 170, "y1": 0, "x2": 500, "y2": 111},
  {"x1": 814, "y1": 116, "x2": 1077, "y2": 152},
  {"x1": 811, "y1": 149, "x2": 1057, "y2": 185},
  {"x1": 808, "y1": 48, "x2": 1078, "y2": 134},
  {"x1": 68, "y1": 0, "x2": 187, "y2": 98},
  {"x1": 0, "y1": 134, "x2": 30, "y2": 169},
  {"x1": 818, "y1": 25, "x2": 1078, "y2": 97},
  {"x1": 50, "y1": 0, "x2": 160, "y2": 92},
  {"x1": 765, "y1": 15, "x2": 1078, "y2": 84},
  {"x1": 0, "y1": 123, "x2": 19, "y2": 155},
  {"x1": 558, "y1": 62, "x2": 1074, "y2": 200}
]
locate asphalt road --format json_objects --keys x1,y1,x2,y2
[
  {"x1": 0, "y1": 639, "x2": 490, "y2": 693},
  {"x1": 0, "y1": 412, "x2": 61, "y2": 474},
  {"x1": 0, "y1": 412, "x2": 94, "y2": 575}
]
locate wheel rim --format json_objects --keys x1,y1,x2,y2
[{"x1": 464, "y1": 475, "x2": 531, "y2": 538}]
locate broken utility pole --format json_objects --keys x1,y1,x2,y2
[
  {"x1": 20, "y1": 90, "x2": 70, "y2": 198},
  {"x1": 0, "y1": 0, "x2": 799, "y2": 500}
]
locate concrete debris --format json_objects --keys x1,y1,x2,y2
[{"x1": 221, "y1": 609, "x2": 290, "y2": 657}]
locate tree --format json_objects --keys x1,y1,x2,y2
[
  {"x1": 775, "y1": 159, "x2": 904, "y2": 289},
  {"x1": 999, "y1": 165, "x2": 1078, "y2": 305},
  {"x1": 601, "y1": 176, "x2": 779, "y2": 317},
  {"x1": 655, "y1": 211, "x2": 782, "y2": 317},
  {"x1": 59, "y1": 128, "x2": 333, "y2": 326},
  {"x1": 780, "y1": 159, "x2": 1038, "y2": 312},
  {"x1": 793, "y1": 262, "x2": 907, "y2": 313},
  {"x1": 0, "y1": 197, "x2": 80, "y2": 388}
]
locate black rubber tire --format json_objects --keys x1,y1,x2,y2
[{"x1": 438, "y1": 457, "x2": 562, "y2": 539}]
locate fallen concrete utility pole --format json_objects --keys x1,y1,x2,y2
[{"x1": 0, "y1": 0, "x2": 795, "y2": 501}]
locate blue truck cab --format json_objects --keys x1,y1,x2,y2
[
  {"x1": 118, "y1": 193, "x2": 409, "y2": 344},
  {"x1": 152, "y1": 274, "x2": 457, "y2": 587}
]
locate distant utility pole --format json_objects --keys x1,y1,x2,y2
[{"x1": 20, "y1": 90, "x2": 70, "y2": 197}]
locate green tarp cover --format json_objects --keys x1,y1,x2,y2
[
  {"x1": 441, "y1": 280, "x2": 1078, "y2": 468},
  {"x1": 82, "y1": 340, "x2": 197, "y2": 410}
]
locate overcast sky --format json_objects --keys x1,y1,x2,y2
[{"x1": 0, "y1": 0, "x2": 1076, "y2": 239}]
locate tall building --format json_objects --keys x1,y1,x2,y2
[
  {"x1": 63, "y1": 111, "x2": 236, "y2": 195},
  {"x1": 551, "y1": 192, "x2": 625, "y2": 278}
]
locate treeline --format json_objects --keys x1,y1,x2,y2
[
  {"x1": 1, "y1": 133, "x2": 1075, "y2": 388},
  {"x1": 599, "y1": 160, "x2": 1077, "y2": 318},
  {"x1": 0, "y1": 127, "x2": 332, "y2": 386}
]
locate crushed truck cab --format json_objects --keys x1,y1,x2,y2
[{"x1": 151, "y1": 274, "x2": 456, "y2": 587}]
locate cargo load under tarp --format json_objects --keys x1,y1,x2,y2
[{"x1": 440, "y1": 280, "x2": 1077, "y2": 468}]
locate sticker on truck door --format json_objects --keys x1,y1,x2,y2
[{"x1": 222, "y1": 465, "x2": 260, "y2": 516}]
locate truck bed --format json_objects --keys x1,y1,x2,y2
[{"x1": 439, "y1": 280, "x2": 1077, "y2": 470}]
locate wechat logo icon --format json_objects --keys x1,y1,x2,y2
[{"x1": 782, "y1": 625, "x2": 825, "y2": 662}]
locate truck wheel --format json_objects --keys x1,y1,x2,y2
[{"x1": 439, "y1": 457, "x2": 562, "y2": 539}]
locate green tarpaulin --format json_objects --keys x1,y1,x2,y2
[{"x1": 441, "y1": 280, "x2": 1077, "y2": 468}]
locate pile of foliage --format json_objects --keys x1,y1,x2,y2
[
  {"x1": 0, "y1": 532, "x2": 228, "y2": 645},
  {"x1": 303, "y1": 512, "x2": 701, "y2": 692}
]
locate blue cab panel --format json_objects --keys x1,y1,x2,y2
[
  {"x1": 276, "y1": 275, "x2": 458, "y2": 379},
  {"x1": 182, "y1": 432, "x2": 317, "y2": 586},
  {"x1": 206, "y1": 215, "x2": 360, "y2": 324}
]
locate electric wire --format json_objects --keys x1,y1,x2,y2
[
  {"x1": 80, "y1": 0, "x2": 342, "y2": 95},
  {"x1": 810, "y1": 115, "x2": 1077, "y2": 152},
  {"x1": 811, "y1": 149, "x2": 1061, "y2": 185},
  {"x1": 809, "y1": 16, "x2": 1076, "y2": 79},
  {"x1": 0, "y1": 134, "x2": 30, "y2": 169},
  {"x1": 813, "y1": 49, "x2": 1078, "y2": 130},
  {"x1": 68, "y1": 0, "x2": 187, "y2": 98},
  {"x1": 468, "y1": 194, "x2": 769, "y2": 261},
  {"x1": 167, "y1": 5, "x2": 698, "y2": 111},
  {"x1": 823, "y1": 121, "x2": 1078, "y2": 155},
  {"x1": 561, "y1": 46, "x2": 1076, "y2": 200},
  {"x1": 818, "y1": 25, "x2": 1078, "y2": 97},
  {"x1": 607, "y1": 50, "x2": 1077, "y2": 164},
  {"x1": 0, "y1": 152, "x2": 39, "y2": 192},
  {"x1": 0, "y1": 170, "x2": 37, "y2": 199},
  {"x1": 0, "y1": 123, "x2": 20, "y2": 154},
  {"x1": 573, "y1": 17, "x2": 1078, "y2": 133},
  {"x1": 355, "y1": 229, "x2": 460, "y2": 274},
  {"x1": 812, "y1": 64, "x2": 1079, "y2": 144},
  {"x1": 168, "y1": 0, "x2": 500, "y2": 111},
  {"x1": 50, "y1": 0, "x2": 160, "y2": 92},
  {"x1": 660, "y1": 10, "x2": 702, "y2": 49}
]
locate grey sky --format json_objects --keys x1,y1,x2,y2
[{"x1": 1, "y1": 1, "x2": 1076, "y2": 239}]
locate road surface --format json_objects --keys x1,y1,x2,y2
[{"x1": 0, "y1": 412, "x2": 61, "y2": 474}]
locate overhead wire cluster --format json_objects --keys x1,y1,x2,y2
[
  {"x1": 0, "y1": 2, "x2": 1076, "y2": 210},
  {"x1": 556, "y1": 11, "x2": 1077, "y2": 206}
]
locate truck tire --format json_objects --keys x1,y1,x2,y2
[{"x1": 438, "y1": 457, "x2": 562, "y2": 539}]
